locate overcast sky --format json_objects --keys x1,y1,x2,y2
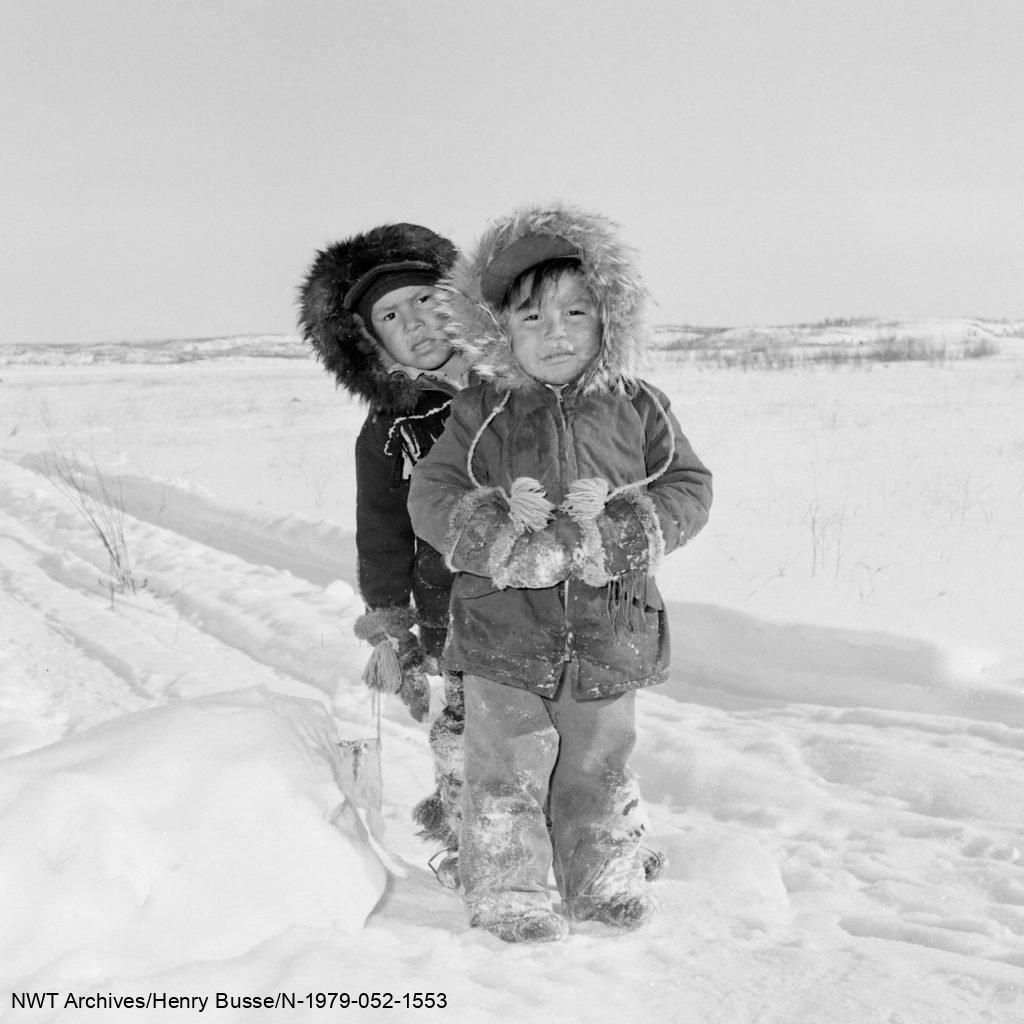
[{"x1": 3, "y1": 0, "x2": 1023, "y2": 344}]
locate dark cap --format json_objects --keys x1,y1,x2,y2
[
  {"x1": 342, "y1": 259, "x2": 439, "y2": 313},
  {"x1": 480, "y1": 234, "x2": 578, "y2": 307}
]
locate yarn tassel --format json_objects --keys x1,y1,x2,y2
[
  {"x1": 362, "y1": 640, "x2": 403, "y2": 694},
  {"x1": 505, "y1": 477, "x2": 556, "y2": 531},
  {"x1": 562, "y1": 477, "x2": 611, "y2": 522}
]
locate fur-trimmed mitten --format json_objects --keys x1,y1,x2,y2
[
  {"x1": 566, "y1": 486, "x2": 665, "y2": 587},
  {"x1": 447, "y1": 480, "x2": 579, "y2": 590},
  {"x1": 354, "y1": 606, "x2": 432, "y2": 722},
  {"x1": 497, "y1": 519, "x2": 580, "y2": 589}
]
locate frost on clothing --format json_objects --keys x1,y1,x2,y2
[
  {"x1": 409, "y1": 204, "x2": 712, "y2": 700},
  {"x1": 407, "y1": 202, "x2": 712, "y2": 939},
  {"x1": 354, "y1": 396, "x2": 455, "y2": 655},
  {"x1": 297, "y1": 223, "x2": 464, "y2": 853},
  {"x1": 461, "y1": 675, "x2": 648, "y2": 928},
  {"x1": 409, "y1": 379, "x2": 712, "y2": 699}
]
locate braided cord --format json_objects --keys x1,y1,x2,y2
[
  {"x1": 606, "y1": 380, "x2": 676, "y2": 499},
  {"x1": 466, "y1": 390, "x2": 512, "y2": 490}
]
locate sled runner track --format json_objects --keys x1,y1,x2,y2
[
  {"x1": 14, "y1": 452, "x2": 358, "y2": 588},
  {"x1": 0, "y1": 514, "x2": 326, "y2": 722},
  {"x1": 0, "y1": 457, "x2": 363, "y2": 698},
  {"x1": 0, "y1": 456, "x2": 432, "y2": 761},
  {"x1": 0, "y1": 546, "x2": 151, "y2": 754}
]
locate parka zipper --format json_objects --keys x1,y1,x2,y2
[{"x1": 552, "y1": 387, "x2": 576, "y2": 665}]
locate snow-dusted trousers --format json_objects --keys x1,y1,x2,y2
[
  {"x1": 428, "y1": 671, "x2": 464, "y2": 848},
  {"x1": 413, "y1": 672, "x2": 465, "y2": 853},
  {"x1": 459, "y1": 672, "x2": 647, "y2": 925}
]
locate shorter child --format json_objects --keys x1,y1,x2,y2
[
  {"x1": 299, "y1": 223, "x2": 467, "y2": 877},
  {"x1": 409, "y1": 204, "x2": 712, "y2": 942}
]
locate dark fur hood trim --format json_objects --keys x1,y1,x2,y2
[
  {"x1": 298, "y1": 223, "x2": 458, "y2": 412},
  {"x1": 438, "y1": 204, "x2": 650, "y2": 395}
]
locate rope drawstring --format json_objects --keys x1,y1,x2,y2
[
  {"x1": 561, "y1": 381, "x2": 677, "y2": 520},
  {"x1": 611, "y1": 381, "x2": 676, "y2": 497},
  {"x1": 465, "y1": 390, "x2": 512, "y2": 489},
  {"x1": 466, "y1": 392, "x2": 555, "y2": 528},
  {"x1": 463, "y1": 379, "x2": 676, "y2": 522}
]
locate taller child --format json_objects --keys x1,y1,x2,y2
[
  {"x1": 409, "y1": 204, "x2": 713, "y2": 943},
  {"x1": 299, "y1": 224, "x2": 465, "y2": 877}
]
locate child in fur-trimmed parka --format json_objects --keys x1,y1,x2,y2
[
  {"x1": 298, "y1": 223, "x2": 467, "y2": 882},
  {"x1": 408, "y1": 204, "x2": 713, "y2": 943}
]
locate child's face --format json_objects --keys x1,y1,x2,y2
[
  {"x1": 506, "y1": 270, "x2": 601, "y2": 386},
  {"x1": 369, "y1": 284, "x2": 453, "y2": 371}
]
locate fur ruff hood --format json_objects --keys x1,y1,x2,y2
[
  {"x1": 439, "y1": 204, "x2": 650, "y2": 395},
  {"x1": 298, "y1": 223, "x2": 458, "y2": 413}
]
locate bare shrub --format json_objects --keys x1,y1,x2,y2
[
  {"x1": 663, "y1": 330, "x2": 998, "y2": 370},
  {"x1": 964, "y1": 337, "x2": 998, "y2": 359},
  {"x1": 43, "y1": 440, "x2": 142, "y2": 601}
]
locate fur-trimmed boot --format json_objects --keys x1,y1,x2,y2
[
  {"x1": 477, "y1": 909, "x2": 569, "y2": 944},
  {"x1": 554, "y1": 754, "x2": 656, "y2": 930},
  {"x1": 469, "y1": 893, "x2": 568, "y2": 944},
  {"x1": 641, "y1": 846, "x2": 666, "y2": 882},
  {"x1": 563, "y1": 855, "x2": 656, "y2": 930},
  {"x1": 581, "y1": 893, "x2": 657, "y2": 930},
  {"x1": 413, "y1": 671, "x2": 465, "y2": 885}
]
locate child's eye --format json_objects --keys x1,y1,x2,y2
[
  {"x1": 381, "y1": 311, "x2": 396, "y2": 321},
  {"x1": 418, "y1": 292, "x2": 434, "y2": 304}
]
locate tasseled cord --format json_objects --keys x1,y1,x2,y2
[
  {"x1": 463, "y1": 381, "x2": 676, "y2": 538},
  {"x1": 466, "y1": 391, "x2": 555, "y2": 531},
  {"x1": 561, "y1": 382, "x2": 677, "y2": 521},
  {"x1": 362, "y1": 638, "x2": 403, "y2": 694}
]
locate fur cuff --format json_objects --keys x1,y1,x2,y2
[
  {"x1": 620, "y1": 488, "x2": 666, "y2": 574},
  {"x1": 354, "y1": 605, "x2": 417, "y2": 644},
  {"x1": 444, "y1": 487, "x2": 505, "y2": 571},
  {"x1": 576, "y1": 487, "x2": 665, "y2": 587},
  {"x1": 445, "y1": 486, "x2": 528, "y2": 586}
]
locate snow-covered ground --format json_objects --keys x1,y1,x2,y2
[{"x1": 1, "y1": 320, "x2": 1023, "y2": 1022}]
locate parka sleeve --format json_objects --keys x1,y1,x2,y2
[
  {"x1": 638, "y1": 383, "x2": 713, "y2": 554},
  {"x1": 354, "y1": 413, "x2": 415, "y2": 609},
  {"x1": 574, "y1": 383, "x2": 712, "y2": 586}
]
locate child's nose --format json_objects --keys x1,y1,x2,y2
[{"x1": 546, "y1": 317, "x2": 568, "y2": 342}]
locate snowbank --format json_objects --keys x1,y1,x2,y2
[{"x1": 0, "y1": 688, "x2": 386, "y2": 989}]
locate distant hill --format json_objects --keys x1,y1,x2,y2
[
  {"x1": 0, "y1": 334, "x2": 308, "y2": 366},
  {"x1": 653, "y1": 316, "x2": 1024, "y2": 367},
  {"x1": 2, "y1": 318, "x2": 1022, "y2": 368}
]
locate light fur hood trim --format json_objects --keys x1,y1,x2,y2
[{"x1": 438, "y1": 204, "x2": 651, "y2": 395}]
